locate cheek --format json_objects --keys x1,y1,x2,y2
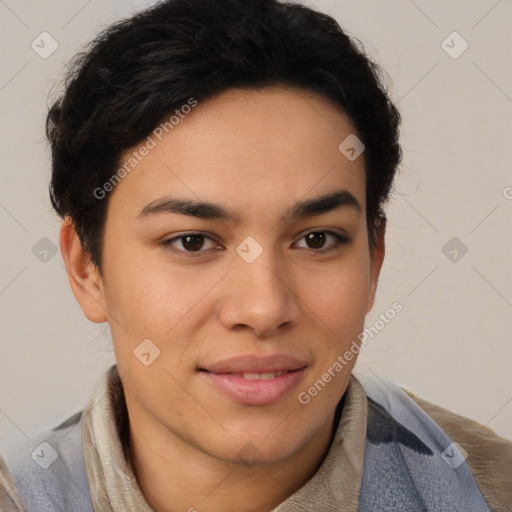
[
  {"x1": 102, "y1": 230, "x2": 372, "y2": 354},
  {"x1": 302, "y1": 254, "x2": 371, "y2": 331},
  {"x1": 101, "y1": 246, "x2": 230, "y2": 370},
  {"x1": 103, "y1": 260, "x2": 204, "y2": 335}
]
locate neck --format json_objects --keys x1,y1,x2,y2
[{"x1": 109, "y1": 366, "x2": 344, "y2": 512}]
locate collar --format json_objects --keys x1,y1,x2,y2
[{"x1": 81, "y1": 365, "x2": 367, "y2": 511}]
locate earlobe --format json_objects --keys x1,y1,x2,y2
[
  {"x1": 365, "y1": 216, "x2": 386, "y2": 314},
  {"x1": 59, "y1": 217, "x2": 108, "y2": 323}
]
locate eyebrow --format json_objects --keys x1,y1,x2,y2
[{"x1": 137, "y1": 189, "x2": 361, "y2": 222}]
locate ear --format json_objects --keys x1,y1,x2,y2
[
  {"x1": 60, "y1": 217, "x2": 108, "y2": 323},
  {"x1": 365, "y1": 215, "x2": 386, "y2": 314}
]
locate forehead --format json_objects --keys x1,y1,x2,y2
[{"x1": 108, "y1": 86, "x2": 366, "y2": 223}]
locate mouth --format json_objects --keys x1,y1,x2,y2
[
  {"x1": 222, "y1": 370, "x2": 292, "y2": 380},
  {"x1": 199, "y1": 354, "x2": 308, "y2": 406}
]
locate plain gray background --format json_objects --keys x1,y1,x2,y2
[{"x1": 1, "y1": 0, "x2": 511, "y2": 455}]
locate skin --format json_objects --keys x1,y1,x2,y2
[{"x1": 60, "y1": 86, "x2": 385, "y2": 512}]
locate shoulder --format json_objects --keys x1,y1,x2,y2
[
  {"x1": 405, "y1": 389, "x2": 512, "y2": 512},
  {"x1": 0, "y1": 410, "x2": 93, "y2": 512},
  {"x1": 0, "y1": 455, "x2": 25, "y2": 511}
]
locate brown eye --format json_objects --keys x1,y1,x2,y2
[
  {"x1": 296, "y1": 230, "x2": 349, "y2": 252},
  {"x1": 162, "y1": 232, "x2": 217, "y2": 256},
  {"x1": 181, "y1": 234, "x2": 205, "y2": 251},
  {"x1": 305, "y1": 232, "x2": 326, "y2": 249}
]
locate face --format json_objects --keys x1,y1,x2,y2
[{"x1": 66, "y1": 86, "x2": 384, "y2": 465}]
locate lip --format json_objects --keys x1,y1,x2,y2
[
  {"x1": 200, "y1": 354, "x2": 309, "y2": 406},
  {"x1": 201, "y1": 354, "x2": 308, "y2": 374}
]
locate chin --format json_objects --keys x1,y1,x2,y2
[
  {"x1": 218, "y1": 438, "x2": 302, "y2": 466},
  {"x1": 205, "y1": 422, "x2": 313, "y2": 466}
]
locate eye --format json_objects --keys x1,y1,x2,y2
[
  {"x1": 161, "y1": 229, "x2": 349, "y2": 258},
  {"x1": 162, "y1": 232, "x2": 218, "y2": 255},
  {"x1": 295, "y1": 230, "x2": 349, "y2": 252}
]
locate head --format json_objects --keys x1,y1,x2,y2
[{"x1": 52, "y1": 0, "x2": 401, "y2": 466}]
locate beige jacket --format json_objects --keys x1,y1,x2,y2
[{"x1": 1, "y1": 366, "x2": 511, "y2": 511}]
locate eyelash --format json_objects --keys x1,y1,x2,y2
[{"x1": 161, "y1": 230, "x2": 350, "y2": 258}]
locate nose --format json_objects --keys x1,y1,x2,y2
[{"x1": 217, "y1": 246, "x2": 301, "y2": 338}]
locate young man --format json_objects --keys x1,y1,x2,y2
[{"x1": 1, "y1": 0, "x2": 510, "y2": 510}]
